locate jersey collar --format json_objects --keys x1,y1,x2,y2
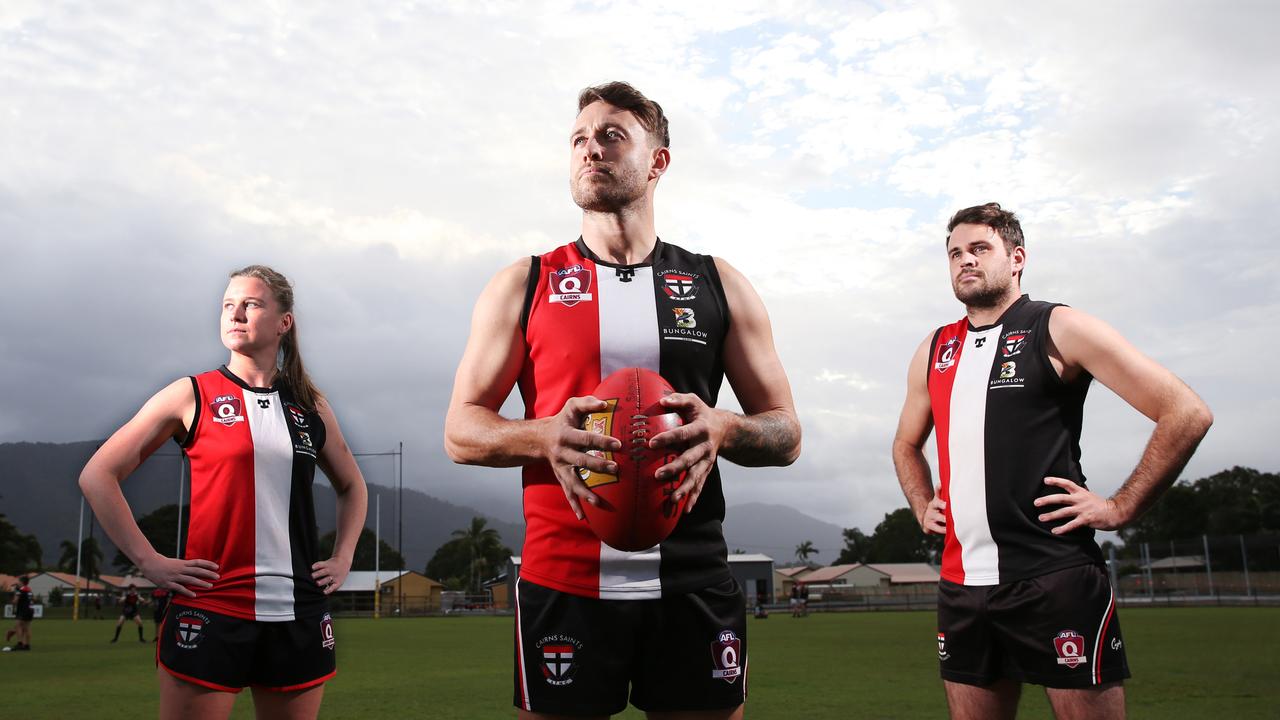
[
  {"x1": 574, "y1": 236, "x2": 665, "y2": 268},
  {"x1": 967, "y1": 294, "x2": 1030, "y2": 332},
  {"x1": 218, "y1": 365, "x2": 279, "y2": 393}
]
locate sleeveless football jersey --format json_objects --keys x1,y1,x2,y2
[
  {"x1": 173, "y1": 367, "x2": 327, "y2": 621},
  {"x1": 927, "y1": 295, "x2": 1103, "y2": 586},
  {"x1": 518, "y1": 238, "x2": 732, "y2": 599}
]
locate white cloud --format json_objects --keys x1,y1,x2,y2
[{"x1": 2, "y1": 0, "x2": 1277, "y2": 534}]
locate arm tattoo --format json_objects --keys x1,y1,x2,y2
[{"x1": 720, "y1": 409, "x2": 800, "y2": 467}]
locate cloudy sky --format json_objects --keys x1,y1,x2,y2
[{"x1": 2, "y1": 1, "x2": 1277, "y2": 540}]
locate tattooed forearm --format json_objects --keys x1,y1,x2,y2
[{"x1": 719, "y1": 409, "x2": 801, "y2": 467}]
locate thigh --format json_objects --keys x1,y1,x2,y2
[
  {"x1": 159, "y1": 606, "x2": 258, "y2": 691},
  {"x1": 990, "y1": 564, "x2": 1130, "y2": 689},
  {"x1": 937, "y1": 580, "x2": 1002, "y2": 686},
  {"x1": 943, "y1": 678, "x2": 1021, "y2": 720},
  {"x1": 630, "y1": 577, "x2": 746, "y2": 714},
  {"x1": 251, "y1": 611, "x2": 337, "y2": 691},
  {"x1": 1044, "y1": 681, "x2": 1125, "y2": 720},
  {"x1": 158, "y1": 666, "x2": 239, "y2": 720},
  {"x1": 250, "y1": 684, "x2": 325, "y2": 720},
  {"x1": 514, "y1": 578, "x2": 635, "y2": 717}
]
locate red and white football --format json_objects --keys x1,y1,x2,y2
[{"x1": 577, "y1": 367, "x2": 688, "y2": 552}]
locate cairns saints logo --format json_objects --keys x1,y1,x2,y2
[
  {"x1": 175, "y1": 610, "x2": 211, "y2": 650},
  {"x1": 538, "y1": 635, "x2": 582, "y2": 686}
]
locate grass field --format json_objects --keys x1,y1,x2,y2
[{"x1": 4, "y1": 607, "x2": 1278, "y2": 718}]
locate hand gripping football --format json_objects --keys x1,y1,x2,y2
[{"x1": 576, "y1": 367, "x2": 688, "y2": 551}]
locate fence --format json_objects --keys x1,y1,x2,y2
[
  {"x1": 326, "y1": 592, "x2": 509, "y2": 617},
  {"x1": 1109, "y1": 532, "x2": 1280, "y2": 604},
  {"x1": 782, "y1": 533, "x2": 1280, "y2": 614}
]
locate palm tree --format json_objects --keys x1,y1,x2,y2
[
  {"x1": 794, "y1": 540, "x2": 818, "y2": 565},
  {"x1": 56, "y1": 537, "x2": 103, "y2": 580},
  {"x1": 57, "y1": 540, "x2": 78, "y2": 572},
  {"x1": 452, "y1": 517, "x2": 503, "y2": 594}
]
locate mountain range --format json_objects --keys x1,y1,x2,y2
[{"x1": 1, "y1": 441, "x2": 849, "y2": 572}]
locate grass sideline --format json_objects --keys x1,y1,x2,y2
[{"x1": 3, "y1": 607, "x2": 1277, "y2": 719}]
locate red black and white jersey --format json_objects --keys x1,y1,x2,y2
[
  {"x1": 927, "y1": 295, "x2": 1103, "y2": 586},
  {"x1": 122, "y1": 590, "x2": 140, "y2": 612},
  {"x1": 173, "y1": 367, "x2": 327, "y2": 622},
  {"x1": 15, "y1": 585, "x2": 32, "y2": 613},
  {"x1": 518, "y1": 239, "x2": 732, "y2": 600}
]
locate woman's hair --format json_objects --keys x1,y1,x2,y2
[{"x1": 229, "y1": 265, "x2": 323, "y2": 412}]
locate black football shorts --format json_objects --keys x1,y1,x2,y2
[
  {"x1": 514, "y1": 576, "x2": 748, "y2": 715},
  {"x1": 937, "y1": 563, "x2": 1130, "y2": 688},
  {"x1": 158, "y1": 605, "x2": 337, "y2": 692}
]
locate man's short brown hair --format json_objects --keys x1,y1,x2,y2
[
  {"x1": 946, "y1": 202, "x2": 1025, "y2": 252},
  {"x1": 578, "y1": 81, "x2": 670, "y2": 149}
]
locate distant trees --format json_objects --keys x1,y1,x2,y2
[
  {"x1": 833, "y1": 467, "x2": 1280, "y2": 569},
  {"x1": 426, "y1": 517, "x2": 512, "y2": 593},
  {"x1": 58, "y1": 538, "x2": 105, "y2": 579},
  {"x1": 0, "y1": 513, "x2": 42, "y2": 575},
  {"x1": 839, "y1": 508, "x2": 943, "y2": 566},
  {"x1": 112, "y1": 504, "x2": 188, "y2": 572},
  {"x1": 1120, "y1": 466, "x2": 1280, "y2": 545},
  {"x1": 835, "y1": 528, "x2": 870, "y2": 564},
  {"x1": 318, "y1": 528, "x2": 405, "y2": 572}
]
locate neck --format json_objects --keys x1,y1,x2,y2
[
  {"x1": 965, "y1": 288, "x2": 1023, "y2": 327},
  {"x1": 580, "y1": 195, "x2": 658, "y2": 264},
  {"x1": 227, "y1": 349, "x2": 279, "y2": 388}
]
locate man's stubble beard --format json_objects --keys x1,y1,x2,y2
[
  {"x1": 954, "y1": 272, "x2": 1015, "y2": 310},
  {"x1": 571, "y1": 165, "x2": 648, "y2": 213}
]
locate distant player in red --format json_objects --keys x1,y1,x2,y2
[
  {"x1": 446, "y1": 81, "x2": 801, "y2": 719},
  {"x1": 892, "y1": 203, "x2": 1213, "y2": 719},
  {"x1": 81, "y1": 265, "x2": 368, "y2": 720},
  {"x1": 2, "y1": 578, "x2": 34, "y2": 651},
  {"x1": 111, "y1": 584, "x2": 146, "y2": 643}
]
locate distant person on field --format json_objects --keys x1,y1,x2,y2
[
  {"x1": 2, "y1": 577, "x2": 34, "y2": 651},
  {"x1": 112, "y1": 584, "x2": 146, "y2": 643},
  {"x1": 892, "y1": 203, "x2": 1213, "y2": 720},
  {"x1": 789, "y1": 581, "x2": 802, "y2": 617}
]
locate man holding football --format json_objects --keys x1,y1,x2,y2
[{"x1": 445, "y1": 81, "x2": 801, "y2": 719}]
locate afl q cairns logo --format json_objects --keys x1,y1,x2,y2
[
  {"x1": 320, "y1": 613, "x2": 336, "y2": 650},
  {"x1": 548, "y1": 265, "x2": 593, "y2": 307},
  {"x1": 1053, "y1": 630, "x2": 1088, "y2": 669},
  {"x1": 210, "y1": 395, "x2": 245, "y2": 426},
  {"x1": 934, "y1": 337, "x2": 960, "y2": 373},
  {"x1": 710, "y1": 630, "x2": 742, "y2": 683}
]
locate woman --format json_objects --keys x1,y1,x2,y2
[{"x1": 81, "y1": 265, "x2": 368, "y2": 720}]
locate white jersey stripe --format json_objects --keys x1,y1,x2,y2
[
  {"x1": 595, "y1": 266, "x2": 664, "y2": 596},
  {"x1": 597, "y1": 545, "x2": 662, "y2": 599},
  {"x1": 948, "y1": 325, "x2": 1002, "y2": 585},
  {"x1": 597, "y1": 266, "x2": 660, "y2": 377},
  {"x1": 246, "y1": 388, "x2": 297, "y2": 620}
]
